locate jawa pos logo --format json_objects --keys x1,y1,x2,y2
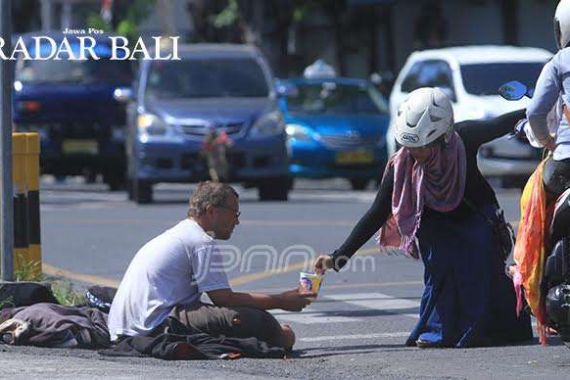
[{"x1": 0, "y1": 28, "x2": 180, "y2": 61}]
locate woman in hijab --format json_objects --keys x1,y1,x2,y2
[{"x1": 314, "y1": 87, "x2": 533, "y2": 348}]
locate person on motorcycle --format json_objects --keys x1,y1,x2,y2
[
  {"x1": 313, "y1": 87, "x2": 532, "y2": 348},
  {"x1": 513, "y1": 0, "x2": 570, "y2": 344},
  {"x1": 526, "y1": 0, "x2": 570, "y2": 196}
]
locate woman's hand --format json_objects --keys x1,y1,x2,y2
[{"x1": 314, "y1": 255, "x2": 334, "y2": 275}]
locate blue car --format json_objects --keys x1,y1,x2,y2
[
  {"x1": 122, "y1": 44, "x2": 290, "y2": 203},
  {"x1": 12, "y1": 32, "x2": 133, "y2": 190},
  {"x1": 277, "y1": 78, "x2": 390, "y2": 190}
]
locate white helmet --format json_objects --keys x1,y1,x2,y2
[
  {"x1": 395, "y1": 87, "x2": 453, "y2": 148},
  {"x1": 555, "y1": 0, "x2": 570, "y2": 49}
]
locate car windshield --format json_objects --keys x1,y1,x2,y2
[
  {"x1": 15, "y1": 41, "x2": 131, "y2": 84},
  {"x1": 16, "y1": 59, "x2": 132, "y2": 84},
  {"x1": 145, "y1": 58, "x2": 269, "y2": 99},
  {"x1": 284, "y1": 82, "x2": 389, "y2": 115},
  {"x1": 460, "y1": 62, "x2": 546, "y2": 96}
]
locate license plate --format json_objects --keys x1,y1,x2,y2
[
  {"x1": 336, "y1": 150, "x2": 374, "y2": 164},
  {"x1": 62, "y1": 139, "x2": 98, "y2": 155}
]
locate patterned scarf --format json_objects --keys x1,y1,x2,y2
[
  {"x1": 378, "y1": 132, "x2": 467, "y2": 258},
  {"x1": 513, "y1": 160, "x2": 554, "y2": 345}
]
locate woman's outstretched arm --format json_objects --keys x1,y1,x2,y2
[
  {"x1": 327, "y1": 166, "x2": 394, "y2": 271},
  {"x1": 455, "y1": 109, "x2": 526, "y2": 149}
]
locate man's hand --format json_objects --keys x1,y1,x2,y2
[
  {"x1": 563, "y1": 105, "x2": 570, "y2": 126},
  {"x1": 544, "y1": 136, "x2": 557, "y2": 152},
  {"x1": 277, "y1": 288, "x2": 315, "y2": 312},
  {"x1": 208, "y1": 288, "x2": 314, "y2": 311},
  {"x1": 314, "y1": 255, "x2": 334, "y2": 275}
]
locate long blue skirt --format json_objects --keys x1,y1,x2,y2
[{"x1": 406, "y1": 205, "x2": 533, "y2": 348}]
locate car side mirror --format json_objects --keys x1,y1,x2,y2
[
  {"x1": 113, "y1": 87, "x2": 135, "y2": 103},
  {"x1": 498, "y1": 81, "x2": 529, "y2": 100},
  {"x1": 275, "y1": 82, "x2": 299, "y2": 98}
]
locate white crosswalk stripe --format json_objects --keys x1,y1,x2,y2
[
  {"x1": 271, "y1": 292, "x2": 420, "y2": 325},
  {"x1": 269, "y1": 311, "x2": 361, "y2": 324},
  {"x1": 325, "y1": 292, "x2": 419, "y2": 319},
  {"x1": 299, "y1": 332, "x2": 409, "y2": 343}
]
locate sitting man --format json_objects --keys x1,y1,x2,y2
[{"x1": 108, "y1": 181, "x2": 313, "y2": 349}]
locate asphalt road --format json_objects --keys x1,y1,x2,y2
[{"x1": 2, "y1": 178, "x2": 569, "y2": 379}]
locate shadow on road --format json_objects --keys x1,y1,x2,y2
[
  {"x1": 293, "y1": 343, "x2": 410, "y2": 358},
  {"x1": 288, "y1": 308, "x2": 419, "y2": 319}
]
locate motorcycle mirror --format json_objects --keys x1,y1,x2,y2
[{"x1": 498, "y1": 81, "x2": 528, "y2": 101}]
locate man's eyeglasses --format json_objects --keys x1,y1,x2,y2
[{"x1": 217, "y1": 205, "x2": 241, "y2": 218}]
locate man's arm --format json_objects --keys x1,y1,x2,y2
[
  {"x1": 207, "y1": 288, "x2": 313, "y2": 312},
  {"x1": 527, "y1": 59, "x2": 559, "y2": 147}
]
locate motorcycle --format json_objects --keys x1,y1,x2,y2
[{"x1": 499, "y1": 80, "x2": 570, "y2": 347}]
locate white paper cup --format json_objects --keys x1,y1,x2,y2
[{"x1": 299, "y1": 272, "x2": 323, "y2": 293}]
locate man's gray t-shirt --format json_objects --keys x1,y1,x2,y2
[{"x1": 107, "y1": 219, "x2": 230, "y2": 341}]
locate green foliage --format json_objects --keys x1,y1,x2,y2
[
  {"x1": 116, "y1": 20, "x2": 138, "y2": 40},
  {"x1": 50, "y1": 280, "x2": 86, "y2": 306},
  {"x1": 86, "y1": 13, "x2": 111, "y2": 32},
  {"x1": 14, "y1": 258, "x2": 42, "y2": 283},
  {"x1": 291, "y1": 0, "x2": 343, "y2": 23},
  {"x1": 0, "y1": 287, "x2": 14, "y2": 312},
  {"x1": 211, "y1": 0, "x2": 239, "y2": 28},
  {"x1": 292, "y1": 7, "x2": 306, "y2": 23},
  {"x1": 127, "y1": 0, "x2": 155, "y2": 23},
  {"x1": 86, "y1": 0, "x2": 155, "y2": 41},
  {"x1": 9, "y1": 256, "x2": 85, "y2": 306}
]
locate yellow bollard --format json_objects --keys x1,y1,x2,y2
[
  {"x1": 25, "y1": 133, "x2": 41, "y2": 277},
  {"x1": 12, "y1": 133, "x2": 30, "y2": 276}
]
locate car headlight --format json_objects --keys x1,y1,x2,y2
[
  {"x1": 285, "y1": 123, "x2": 313, "y2": 142},
  {"x1": 249, "y1": 111, "x2": 284, "y2": 138},
  {"x1": 137, "y1": 113, "x2": 169, "y2": 136}
]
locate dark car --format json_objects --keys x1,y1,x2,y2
[
  {"x1": 12, "y1": 32, "x2": 133, "y2": 189},
  {"x1": 277, "y1": 77, "x2": 390, "y2": 190},
  {"x1": 122, "y1": 44, "x2": 290, "y2": 203}
]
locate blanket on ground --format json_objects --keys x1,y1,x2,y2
[
  {"x1": 100, "y1": 317, "x2": 286, "y2": 360},
  {"x1": 0, "y1": 302, "x2": 110, "y2": 348},
  {"x1": 0, "y1": 302, "x2": 285, "y2": 360}
]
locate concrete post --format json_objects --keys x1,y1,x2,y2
[{"x1": 0, "y1": 0, "x2": 14, "y2": 281}]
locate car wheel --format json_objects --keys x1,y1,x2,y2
[
  {"x1": 83, "y1": 168, "x2": 97, "y2": 184},
  {"x1": 126, "y1": 179, "x2": 134, "y2": 200},
  {"x1": 133, "y1": 180, "x2": 153, "y2": 204},
  {"x1": 258, "y1": 177, "x2": 290, "y2": 201},
  {"x1": 288, "y1": 177, "x2": 295, "y2": 191},
  {"x1": 349, "y1": 178, "x2": 369, "y2": 191}
]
